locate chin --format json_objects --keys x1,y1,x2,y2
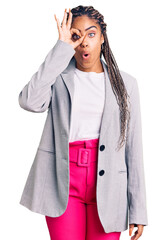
[
  {"x1": 80, "y1": 64, "x2": 93, "y2": 71},
  {"x1": 77, "y1": 59, "x2": 93, "y2": 68}
]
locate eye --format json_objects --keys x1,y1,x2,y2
[
  {"x1": 88, "y1": 33, "x2": 95, "y2": 37},
  {"x1": 72, "y1": 33, "x2": 80, "y2": 40}
]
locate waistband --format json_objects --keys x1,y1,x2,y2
[{"x1": 69, "y1": 138, "x2": 99, "y2": 148}]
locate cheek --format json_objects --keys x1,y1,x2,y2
[
  {"x1": 74, "y1": 51, "x2": 80, "y2": 59},
  {"x1": 91, "y1": 42, "x2": 102, "y2": 55}
]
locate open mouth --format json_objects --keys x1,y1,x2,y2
[{"x1": 82, "y1": 53, "x2": 90, "y2": 60}]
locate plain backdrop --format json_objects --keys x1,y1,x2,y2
[{"x1": 0, "y1": 0, "x2": 165, "y2": 239}]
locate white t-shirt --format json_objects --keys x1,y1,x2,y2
[{"x1": 69, "y1": 67, "x2": 105, "y2": 142}]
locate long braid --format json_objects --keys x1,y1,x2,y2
[{"x1": 67, "y1": 5, "x2": 131, "y2": 151}]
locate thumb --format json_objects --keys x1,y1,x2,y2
[{"x1": 129, "y1": 225, "x2": 134, "y2": 236}]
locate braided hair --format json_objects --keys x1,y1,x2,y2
[{"x1": 67, "y1": 5, "x2": 131, "y2": 151}]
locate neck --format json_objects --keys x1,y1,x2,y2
[{"x1": 75, "y1": 59, "x2": 104, "y2": 73}]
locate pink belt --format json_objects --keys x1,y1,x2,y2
[{"x1": 69, "y1": 138, "x2": 99, "y2": 167}]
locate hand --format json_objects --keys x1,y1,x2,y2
[
  {"x1": 129, "y1": 224, "x2": 144, "y2": 240},
  {"x1": 54, "y1": 8, "x2": 85, "y2": 50}
]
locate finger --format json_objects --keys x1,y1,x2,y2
[
  {"x1": 66, "y1": 8, "x2": 72, "y2": 29},
  {"x1": 77, "y1": 34, "x2": 85, "y2": 41},
  {"x1": 54, "y1": 16, "x2": 61, "y2": 34},
  {"x1": 129, "y1": 227, "x2": 133, "y2": 236},
  {"x1": 73, "y1": 35, "x2": 84, "y2": 49},
  {"x1": 137, "y1": 227, "x2": 143, "y2": 237},
  {"x1": 131, "y1": 235, "x2": 135, "y2": 240},
  {"x1": 132, "y1": 230, "x2": 140, "y2": 240},
  {"x1": 131, "y1": 232, "x2": 138, "y2": 240},
  {"x1": 61, "y1": 8, "x2": 67, "y2": 27},
  {"x1": 76, "y1": 35, "x2": 85, "y2": 45},
  {"x1": 54, "y1": 14, "x2": 57, "y2": 21},
  {"x1": 70, "y1": 28, "x2": 82, "y2": 38}
]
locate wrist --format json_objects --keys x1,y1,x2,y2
[{"x1": 58, "y1": 39, "x2": 75, "y2": 50}]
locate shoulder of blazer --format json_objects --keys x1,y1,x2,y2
[{"x1": 120, "y1": 70, "x2": 137, "y2": 96}]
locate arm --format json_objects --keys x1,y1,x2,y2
[
  {"x1": 125, "y1": 78, "x2": 148, "y2": 226},
  {"x1": 18, "y1": 39, "x2": 75, "y2": 113}
]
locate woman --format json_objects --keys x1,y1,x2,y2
[{"x1": 18, "y1": 5, "x2": 148, "y2": 240}]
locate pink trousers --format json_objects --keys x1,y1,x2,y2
[{"x1": 45, "y1": 138, "x2": 121, "y2": 240}]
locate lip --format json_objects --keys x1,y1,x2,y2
[{"x1": 81, "y1": 51, "x2": 90, "y2": 60}]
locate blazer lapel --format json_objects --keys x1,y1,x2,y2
[
  {"x1": 61, "y1": 57, "x2": 118, "y2": 142},
  {"x1": 99, "y1": 59, "x2": 118, "y2": 141}
]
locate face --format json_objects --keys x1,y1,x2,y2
[{"x1": 71, "y1": 15, "x2": 104, "y2": 72}]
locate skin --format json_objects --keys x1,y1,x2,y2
[
  {"x1": 129, "y1": 224, "x2": 144, "y2": 240},
  {"x1": 54, "y1": 8, "x2": 104, "y2": 73},
  {"x1": 54, "y1": 8, "x2": 145, "y2": 240},
  {"x1": 71, "y1": 15, "x2": 104, "y2": 73}
]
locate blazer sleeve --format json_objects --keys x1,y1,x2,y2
[
  {"x1": 18, "y1": 39, "x2": 75, "y2": 113},
  {"x1": 125, "y1": 78, "x2": 148, "y2": 227}
]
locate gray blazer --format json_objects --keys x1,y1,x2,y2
[{"x1": 18, "y1": 39, "x2": 148, "y2": 233}]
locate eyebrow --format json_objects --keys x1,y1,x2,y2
[{"x1": 77, "y1": 26, "x2": 97, "y2": 32}]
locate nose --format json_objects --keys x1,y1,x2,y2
[
  {"x1": 80, "y1": 35, "x2": 88, "y2": 48},
  {"x1": 80, "y1": 41, "x2": 88, "y2": 48}
]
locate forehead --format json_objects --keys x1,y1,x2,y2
[{"x1": 72, "y1": 15, "x2": 100, "y2": 32}]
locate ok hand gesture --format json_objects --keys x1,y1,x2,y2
[{"x1": 54, "y1": 8, "x2": 84, "y2": 50}]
